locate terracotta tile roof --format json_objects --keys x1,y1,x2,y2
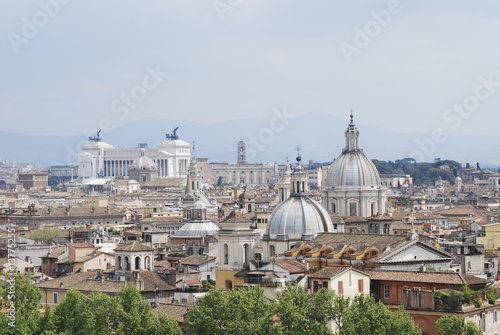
[
  {"x1": 43, "y1": 246, "x2": 65, "y2": 258},
  {"x1": 275, "y1": 261, "x2": 308, "y2": 274},
  {"x1": 74, "y1": 251, "x2": 113, "y2": 263},
  {"x1": 183, "y1": 278, "x2": 201, "y2": 286},
  {"x1": 124, "y1": 230, "x2": 142, "y2": 236},
  {"x1": 391, "y1": 212, "x2": 445, "y2": 221},
  {"x1": 309, "y1": 266, "x2": 349, "y2": 279},
  {"x1": 289, "y1": 233, "x2": 409, "y2": 260},
  {"x1": 365, "y1": 270, "x2": 491, "y2": 285},
  {"x1": 142, "y1": 178, "x2": 185, "y2": 188},
  {"x1": 70, "y1": 243, "x2": 94, "y2": 248},
  {"x1": 35, "y1": 271, "x2": 175, "y2": 293},
  {"x1": 153, "y1": 303, "x2": 192, "y2": 322},
  {"x1": 343, "y1": 216, "x2": 369, "y2": 223},
  {"x1": 114, "y1": 241, "x2": 154, "y2": 252},
  {"x1": 435, "y1": 206, "x2": 476, "y2": 216},
  {"x1": 179, "y1": 255, "x2": 215, "y2": 266},
  {"x1": 7, "y1": 206, "x2": 124, "y2": 218},
  {"x1": 222, "y1": 210, "x2": 252, "y2": 223}
]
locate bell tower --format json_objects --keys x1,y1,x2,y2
[{"x1": 237, "y1": 140, "x2": 246, "y2": 165}]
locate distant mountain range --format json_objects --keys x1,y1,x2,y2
[{"x1": 1, "y1": 113, "x2": 500, "y2": 168}]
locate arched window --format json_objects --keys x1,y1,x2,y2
[
  {"x1": 243, "y1": 244, "x2": 249, "y2": 268},
  {"x1": 135, "y1": 256, "x2": 141, "y2": 270},
  {"x1": 224, "y1": 244, "x2": 229, "y2": 265},
  {"x1": 125, "y1": 256, "x2": 130, "y2": 271},
  {"x1": 144, "y1": 256, "x2": 151, "y2": 270},
  {"x1": 270, "y1": 245, "x2": 276, "y2": 257},
  {"x1": 117, "y1": 256, "x2": 122, "y2": 269}
]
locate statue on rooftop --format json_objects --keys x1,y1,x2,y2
[
  {"x1": 88, "y1": 129, "x2": 102, "y2": 142},
  {"x1": 165, "y1": 126, "x2": 179, "y2": 140}
]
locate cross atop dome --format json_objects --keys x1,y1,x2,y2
[
  {"x1": 350, "y1": 108, "x2": 354, "y2": 123},
  {"x1": 295, "y1": 145, "x2": 302, "y2": 162}
]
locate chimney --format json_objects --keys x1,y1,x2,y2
[
  {"x1": 59, "y1": 282, "x2": 64, "y2": 288},
  {"x1": 134, "y1": 279, "x2": 144, "y2": 291},
  {"x1": 66, "y1": 205, "x2": 71, "y2": 215}
]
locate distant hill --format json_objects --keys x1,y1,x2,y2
[{"x1": 1, "y1": 113, "x2": 500, "y2": 168}]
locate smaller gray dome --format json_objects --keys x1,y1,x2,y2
[
  {"x1": 192, "y1": 200, "x2": 206, "y2": 209},
  {"x1": 174, "y1": 221, "x2": 219, "y2": 237},
  {"x1": 130, "y1": 149, "x2": 156, "y2": 171},
  {"x1": 266, "y1": 196, "x2": 333, "y2": 240}
]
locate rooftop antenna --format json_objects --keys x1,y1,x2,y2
[{"x1": 350, "y1": 108, "x2": 354, "y2": 122}]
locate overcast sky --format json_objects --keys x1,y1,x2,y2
[{"x1": 1, "y1": 1, "x2": 500, "y2": 139}]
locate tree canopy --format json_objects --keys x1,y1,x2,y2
[
  {"x1": 435, "y1": 315, "x2": 482, "y2": 335},
  {"x1": 372, "y1": 158, "x2": 462, "y2": 186},
  {"x1": 185, "y1": 285, "x2": 422, "y2": 335},
  {"x1": 0, "y1": 274, "x2": 181, "y2": 335}
]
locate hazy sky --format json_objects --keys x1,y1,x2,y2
[{"x1": 1, "y1": 1, "x2": 500, "y2": 139}]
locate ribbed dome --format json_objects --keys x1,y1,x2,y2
[
  {"x1": 326, "y1": 113, "x2": 381, "y2": 188},
  {"x1": 130, "y1": 149, "x2": 156, "y2": 171},
  {"x1": 327, "y1": 151, "x2": 381, "y2": 187},
  {"x1": 174, "y1": 220, "x2": 219, "y2": 237},
  {"x1": 266, "y1": 196, "x2": 334, "y2": 240}
]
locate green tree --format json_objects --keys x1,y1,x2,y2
[
  {"x1": 28, "y1": 226, "x2": 62, "y2": 244},
  {"x1": 435, "y1": 315, "x2": 482, "y2": 335},
  {"x1": 487, "y1": 286, "x2": 499, "y2": 304},
  {"x1": 0, "y1": 271, "x2": 43, "y2": 335},
  {"x1": 185, "y1": 287, "x2": 275, "y2": 335},
  {"x1": 340, "y1": 294, "x2": 421, "y2": 335},
  {"x1": 276, "y1": 285, "x2": 333, "y2": 334}
]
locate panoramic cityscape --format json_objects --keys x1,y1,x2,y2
[{"x1": 2, "y1": 1, "x2": 500, "y2": 335}]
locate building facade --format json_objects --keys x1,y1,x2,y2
[{"x1": 77, "y1": 130, "x2": 190, "y2": 180}]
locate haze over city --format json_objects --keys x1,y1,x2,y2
[{"x1": 1, "y1": 1, "x2": 500, "y2": 166}]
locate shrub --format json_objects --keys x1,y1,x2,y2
[{"x1": 487, "y1": 286, "x2": 499, "y2": 304}]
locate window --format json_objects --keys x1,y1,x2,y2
[
  {"x1": 338, "y1": 281, "x2": 343, "y2": 294},
  {"x1": 224, "y1": 244, "x2": 229, "y2": 264},
  {"x1": 474, "y1": 315, "x2": 477, "y2": 323},
  {"x1": 98, "y1": 258, "x2": 102, "y2": 265},
  {"x1": 149, "y1": 296, "x2": 154, "y2": 302},
  {"x1": 358, "y1": 279, "x2": 364, "y2": 293},
  {"x1": 384, "y1": 285, "x2": 390, "y2": 299},
  {"x1": 181, "y1": 298, "x2": 188, "y2": 303},
  {"x1": 322, "y1": 281, "x2": 328, "y2": 289},
  {"x1": 53, "y1": 292, "x2": 58, "y2": 305},
  {"x1": 494, "y1": 310, "x2": 498, "y2": 323},
  {"x1": 159, "y1": 294, "x2": 165, "y2": 303}
]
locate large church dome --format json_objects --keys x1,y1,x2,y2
[
  {"x1": 265, "y1": 156, "x2": 333, "y2": 241},
  {"x1": 326, "y1": 114, "x2": 381, "y2": 188},
  {"x1": 266, "y1": 196, "x2": 333, "y2": 240}
]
